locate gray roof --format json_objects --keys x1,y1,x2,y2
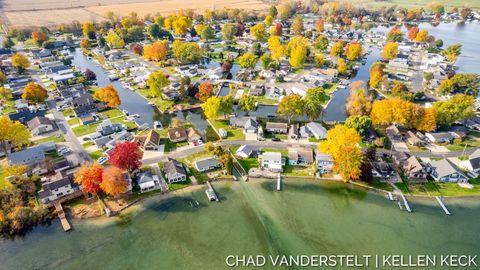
[
  {"x1": 229, "y1": 116, "x2": 256, "y2": 127},
  {"x1": 8, "y1": 146, "x2": 46, "y2": 165},
  {"x1": 163, "y1": 158, "x2": 187, "y2": 179},
  {"x1": 306, "y1": 122, "x2": 327, "y2": 139},
  {"x1": 266, "y1": 122, "x2": 288, "y2": 130},
  {"x1": 403, "y1": 156, "x2": 424, "y2": 174},
  {"x1": 194, "y1": 157, "x2": 221, "y2": 170},
  {"x1": 236, "y1": 144, "x2": 253, "y2": 155},
  {"x1": 27, "y1": 116, "x2": 53, "y2": 129},
  {"x1": 137, "y1": 171, "x2": 154, "y2": 184},
  {"x1": 429, "y1": 159, "x2": 465, "y2": 178},
  {"x1": 244, "y1": 118, "x2": 258, "y2": 131}
]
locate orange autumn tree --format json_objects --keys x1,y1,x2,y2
[
  {"x1": 31, "y1": 31, "x2": 48, "y2": 46},
  {"x1": 80, "y1": 39, "x2": 91, "y2": 49},
  {"x1": 315, "y1": 19, "x2": 324, "y2": 32},
  {"x1": 22, "y1": 82, "x2": 48, "y2": 103},
  {"x1": 75, "y1": 162, "x2": 104, "y2": 194},
  {"x1": 143, "y1": 40, "x2": 168, "y2": 62},
  {"x1": 407, "y1": 26, "x2": 419, "y2": 41},
  {"x1": 369, "y1": 62, "x2": 385, "y2": 89},
  {"x1": 319, "y1": 125, "x2": 363, "y2": 181},
  {"x1": 101, "y1": 167, "x2": 128, "y2": 197},
  {"x1": 94, "y1": 85, "x2": 121, "y2": 108},
  {"x1": 197, "y1": 82, "x2": 214, "y2": 102}
]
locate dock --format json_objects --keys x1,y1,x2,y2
[
  {"x1": 387, "y1": 192, "x2": 396, "y2": 201},
  {"x1": 277, "y1": 174, "x2": 281, "y2": 191},
  {"x1": 54, "y1": 202, "x2": 71, "y2": 232},
  {"x1": 435, "y1": 196, "x2": 451, "y2": 215},
  {"x1": 206, "y1": 181, "x2": 219, "y2": 202},
  {"x1": 400, "y1": 193, "x2": 412, "y2": 213}
]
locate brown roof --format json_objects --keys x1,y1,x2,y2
[
  {"x1": 145, "y1": 130, "x2": 161, "y2": 146},
  {"x1": 168, "y1": 127, "x2": 187, "y2": 141},
  {"x1": 187, "y1": 128, "x2": 201, "y2": 140},
  {"x1": 403, "y1": 156, "x2": 424, "y2": 174},
  {"x1": 288, "y1": 148, "x2": 314, "y2": 163},
  {"x1": 266, "y1": 122, "x2": 288, "y2": 130},
  {"x1": 27, "y1": 116, "x2": 53, "y2": 129}
]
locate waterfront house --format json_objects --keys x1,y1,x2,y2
[
  {"x1": 371, "y1": 161, "x2": 394, "y2": 179},
  {"x1": 288, "y1": 148, "x2": 314, "y2": 166},
  {"x1": 38, "y1": 171, "x2": 80, "y2": 204},
  {"x1": 163, "y1": 158, "x2": 187, "y2": 183},
  {"x1": 137, "y1": 171, "x2": 161, "y2": 193},
  {"x1": 236, "y1": 144, "x2": 253, "y2": 158},
  {"x1": 27, "y1": 116, "x2": 55, "y2": 135},
  {"x1": 425, "y1": 132, "x2": 453, "y2": 144},
  {"x1": 290, "y1": 83, "x2": 309, "y2": 97},
  {"x1": 259, "y1": 152, "x2": 284, "y2": 172},
  {"x1": 427, "y1": 159, "x2": 468, "y2": 183},
  {"x1": 305, "y1": 122, "x2": 327, "y2": 140},
  {"x1": 187, "y1": 128, "x2": 203, "y2": 146},
  {"x1": 194, "y1": 157, "x2": 222, "y2": 172},
  {"x1": 460, "y1": 149, "x2": 480, "y2": 174},
  {"x1": 266, "y1": 122, "x2": 288, "y2": 134},
  {"x1": 135, "y1": 130, "x2": 162, "y2": 151},
  {"x1": 249, "y1": 85, "x2": 264, "y2": 96},
  {"x1": 401, "y1": 156, "x2": 428, "y2": 182},
  {"x1": 315, "y1": 151, "x2": 334, "y2": 174},
  {"x1": 71, "y1": 93, "x2": 99, "y2": 116},
  {"x1": 168, "y1": 128, "x2": 187, "y2": 143}
]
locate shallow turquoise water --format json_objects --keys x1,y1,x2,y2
[{"x1": 0, "y1": 180, "x2": 479, "y2": 270}]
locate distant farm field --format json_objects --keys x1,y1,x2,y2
[
  {"x1": 4, "y1": 9, "x2": 105, "y2": 28},
  {"x1": 344, "y1": 0, "x2": 480, "y2": 10}
]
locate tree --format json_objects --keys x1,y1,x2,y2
[
  {"x1": 381, "y1": 42, "x2": 399, "y2": 60},
  {"x1": 143, "y1": 40, "x2": 168, "y2": 61},
  {"x1": 269, "y1": 6, "x2": 278, "y2": 18},
  {"x1": 268, "y1": 36, "x2": 285, "y2": 62},
  {"x1": 238, "y1": 53, "x2": 257, "y2": 68},
  {"x1": 346, "y1": 81, "x2": 371, "y2": 116},
  {"x1": 101, "y1": 167, "x2": 128, "y2": 197},
  {"x1": 345, "y1": 116, "x2": 372, "y2": 136},
  {"x1": 239, "y1": 95, "x2": 256, "y2": 115},
  {"x1": 0, "y1": 87, "x2": 12, "y2": 101},
  {"x1": 31, "y1": 31, "x2": 48, "y2": 46},
  {"x1": 291, "y1": 15, "x2": 304, "y2": 35},
  {"x1": 80, "y1": 39, "x2": 91, "y2": 49},
  {"x1": 22, "y1": 82, "x2": 47, "y2": 103},
  {"x1": 84, "y1": 69, "x2": 96, "y2": 81},
  {"x1": 369, "y1": 62, "x2": 385, "y2": 89},
  {"x1": 428, "y1": 3, "x2": 445, "y2": 14},
  {"x1": 173, "y1": 16, "x2": 192, "y2": 36},
  {"x1": 315, "y1": 19, "x2": 324, "y2": 32},
  {"x1": 337, "y1": 58, "x2": 347, "y2": 75},
  {"x1": 11, "y1": 53, "x2": 30, "y2": 73},
  {"x1": 3, "y1": 164, "x2": 27, "y2": 178},
  {"x1": 147, "y1": 24, "x2": 162, "y2": 39},
  {"x1": 319, "y1": 125, "x2": 363, "y2": 181},
  {"x1": 197, "y1": 82, "x2": 214, "y2": 102},
  {"x1": 450, "y1": 73, "x2": 480, "y2": 96},
  {"x1": 437, "y1": 78, "x2": 454, "y2": 95},
  {"x1": 106, "y1": 30, "x2": 125, "y2": 49},
  {"x1": 314, "y1": 35, "x2": 329, "y2": 51},
  {"x1": 415, "y1": 30, "x2": 429, "y2": 42},
  {"x1": 75, "y1": 163, "x2": 103, "y2": 194},
  {"x1": 264, "y1": 15, "x2": 274, "y2": 26},
  {"x1": 386, "y1": 27, "x2": 403, "y2": 42},
  {"x1": 391, "y1": 81, "x2": 412, "y2": 100},
  {"x1": 442, "y1": 44, "x2": 462, "y2": 62},
  {"x1": 303, "y1": 87, "x2": 328, "y2": 120},
  {"x1": 330, "y1": 41, "x2": 343, "y2": 57},
  {"x1": 314, "y1": 54, "x2": 324, "y2": 67},
  {"x1": 200, "y1": 25, "x2": 215, "y2": 42},
  {"x1": 416, "y1": 108, "x2": 437, "y2": 132},
  {"x1": 0, "y1": 116, "x2": 31, "y2": 156},
  {"x1": 260, "y1": 54, "x2": 272, "y2": 69},
  {"x1": 407, "y1": 26, "x2": 419, "y2": 41},
  {"x1": 289, "y1": 45, "x2": 307, "y2": 69},
  {"x1": 219, "y1": 95, "x2": 234, "y2": 118},
  {"x1": 202, "y1": 96, "x2": 221, "y2": 119},
  {"x1": 277, "y1": 95, "x2": 304, "y2": 124},
  {"x1": 345, "y1": 42, "x2": 363, "y2": 61},
  {"x1": 433, "y1": 94, "x2": 475, "y2": 126},
  {"x1": 82, "y1": 21, "x2": 96, "y2": 38},
  {"x1": 108, "y1": 141, "x2": 142, "y2": 172},
  {"x1": 131, "y1": 43, "x2": 143, "y2": 55},
  {"x1": 147, "y1": 71, "x2": 169, "y2": 97},
  {"x1": 222, "y1": 23, "x2": 237, "y2": 42},
  {"x1": 250, "y1": 23, "x2": 266, "y2": 41},
  {"x1": 94, "y1": 85, "x2": 121, "y2": 107},
  {"x1": 172, "y1": 41, "x2": 202, "y2": 64}
]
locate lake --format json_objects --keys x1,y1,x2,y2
[{"x1": 1, "y1": 180, "x2": 479, "y2": 270}]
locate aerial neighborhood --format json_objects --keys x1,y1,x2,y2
[{"x1": 0, "y1": 0, "x2": 479, "y2": 237}]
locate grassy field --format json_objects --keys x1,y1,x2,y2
[
  {"x1": 34, "y1": 134, "x2": 65, "y2": 144},
  {"x1": 209, "y1": 119, "x2": 245, "y2": 140},
  {"x1": 89, "y1": 150, "x2": 103, "y2": 160}
]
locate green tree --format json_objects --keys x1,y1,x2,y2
[
  {"x1": 200, "y1": 25, "x2": 215, "y2": 42},
  {"x1": 219, "y1": 95, "x2": 234, "y2": 118},
  {"x1": 260, "y1": 54, "x2": 272, "y2": 69},
  {"x1": 344, "y1": 116, "x2": 372, "y2": 136},
  {"x1": 0, "y1": 116, "x2": 31, "y2": 155},
  {"x1": 239, "y1": 95, "x2": 256, "y2": 115},
  {"x1": 172, "y1": 41, "x2": 202, "y2": 64},
  {"x1": 314, "y1": 35, "x2": 329, "y2": 52},
  {"x1": 202, "y1": 96, "x2": 221, "y2": 119},
  {"x1": 222, "y1": 23, "x2": 237, "y2": 42},
  {"x1": 147, "y1": 71, "x2": 169, "y2": 97},
  {"x1": 238, "y1": 53, "x2": 257, "y2": 68},
  {"x1": 433, "y1": 94, "x2": 475, "y2": 126},
  {"x1": 303, "y1": 87, "x2": 328, "y2": 120}
]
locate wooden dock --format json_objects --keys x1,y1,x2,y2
[
  {"x1": 400, "y1": 193, "x2": 412, "y2": 213},
  {"x1": 54, "y1": 202, "x2": 71, "y2": 232},
  {"x1": 435, "y1": 196, "x2": 451, "y2": 215},
  {"x1": 277, "y1": 174, "x2": 281, "y2": 191}
]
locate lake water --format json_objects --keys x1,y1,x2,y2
[{"x1": 1, "y1": 180, "x2": 479, "y2": 270}]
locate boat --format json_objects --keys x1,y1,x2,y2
[
  {"x1": 132, "y1": 114, "x2": 140, "y2": 118},
  {"x1": 108, "y1": 74, "x2": 119, "y2": 81},
  {"x1": 205, "y1": 189, "x2": 217, "y2": 201},
  {"x1": 122, "y1": 110, "x2": 129, "y2": 116},
  {"x1": 154, "y1": 121, "x2": 163, "y2": 129},
  {"x1": 148, "y1": 102, "x2": 155, "y2": 106}
]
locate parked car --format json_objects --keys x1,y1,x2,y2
[
  {"x1": 98, "y1": 156, "x2": 108, "y2": 165},
  {"x1": 272, "y1": 138, "x2": 280, "y2": 142}
]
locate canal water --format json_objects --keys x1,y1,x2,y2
[{"x1": 1, "y1": 180, "x2": 479, "y2": 270}]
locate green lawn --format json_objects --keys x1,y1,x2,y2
[
  {"x1": 136, "y1": 89, "x2": 174, "y2": 113},
  {"x1": 209, "y1": 119, "x2": 245, "y2": 140},
  {"x1": 263, "y1": 132, "x2": 288, "y2": 140},
  {"x1": 168, "y1": 179, "x2": 192, "y2": 191},
  {"x1": 82, "y1": 141, "x2": 94, "y2": 148},
  {"x1": 283, "y1": 164, "x2": 313, "y2": 177},
  {"x1": 73, "y1": 122, "x2": 101, "y2": 136},
  {"x1": 34, "y1": 134, "x2": 65, "y2": 144},
  {"x1": 100, "y1": 108, "x2": 124, "y2": 119},
  {"x1": 67, "y1": 118, "x2": 80, "y2": 126},
  {"x1": 89, "y1": 150, "x2": 103, "y2": 160},
  {"x1": 255, "y1": 96, "x2": 278, "y2": 105},
  {"x1": 160, "y1": 138, "x2": 189, "y2": 152},
  {"x1": 237, "y1": 158, "x2": 259, "y2": 172},
  {"x1": 62, "y1": 108, "x2": 75, "y2": 117},
  {"x1": 445, "y1": 137, "x2": 480, "y2": 151}
]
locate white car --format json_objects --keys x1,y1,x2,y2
[{"x1": 97, "y1": 156, "x2": 108, "y2": 165}]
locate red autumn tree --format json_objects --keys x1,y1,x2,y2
[
  {"x1": 131, "y1": 43, "x2": 143, "y2": 55},
  {"x1": 101, "y1": 167, "x2": 128, "y2": 196},
  {"x1": 75, "y1": 162, "x2": 104, "y2": 194},
  {"x1": 108, "y1": 141, "x2": 142, "y2": 172},
  {"x1": 196, "y1": 82, "x2": 214, "y2": 102}
]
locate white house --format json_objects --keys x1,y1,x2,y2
[
  {"x1": 38, "y1": 171, "x2": 79, "y2": 203},
  {"x1": 236, "y1": 144, "x2": 253, "y2": 159},
  {"x1": 427, "y1": 159, "x2": 468, "y2": 183},
  {"x1": 194, "y1": 157, "x2": 221, "y2": 172},
  {"x1": 27, "y1": 116, "x2": 55, "y2": 135},
  {"x1": 460, "y1": 149, "x2": 480, "y2": 174},
  {"x1": 290, "y1": 83, "x2": 309, "y2": 97},
  {"x1": 137, "y1": 171, "x2": 161, "y2": 193},
  {"x1": 259, "y1": 152, "x2": 284, "y2": 172}
]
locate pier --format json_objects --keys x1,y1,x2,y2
[
  {"x1": 206, "y1": 181, "x2": 219, "y2": 202},
  {"x1": 435, "y1": 196, "x2": 451, "y2": 215},
  {"x1": 277, "y1": 174, "x2": 281, "y2": 191},
  {"x1": 54, "y1": 202, "x2": 71, "y2": 232},
  {"x1": 399, "y1": 193, "x2": 412, "y2": 213},
  {"x1": 387, "y1": 192, "x2": 396, "y2": 201}
]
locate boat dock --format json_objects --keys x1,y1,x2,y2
[
  {"x1": 435, "y1": 196, "x2": 451, "y2": 215},
  {"x1": 54, "y1": 202, "x2": 71, "y2": 232},
  {"x1": 277, "y1": 174, "x2": 281, "y2": 191},
  {"x1": 206, "y1": 181, "x2": 219, "y2": 202},
  {"x1": 387, "y1": 192, "x2": 397, "y2": 201},
  {"x1": 399, "y1": 193, "x2": 412, "y2": 213}
]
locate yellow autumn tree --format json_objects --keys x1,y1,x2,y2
[
  {"x1": 345, "y1": 42, "x2": 363, "y2": 61},
  {"x1": 319, "y1": 125, "x2": 363, "y2": 181},
  {"x1": 94, "y1": 85, "x2": 121, "y2": 108},
  {"x1": 101, "y1": 167, "x2": 128, "y2": 197},
  {"x1": 337, "y1": 58, "x2": 347, "y2": 75},
  {"x1": 381, "y1": 42, "x2": 399, "y2": 60},
  {"x1": 268, "y1": 36, "x2": 285, "y2": 62},
  {"x1": 415, "y1": 30, "x2": 429, "y2": 42},
  {"x1": 416, "y1": 107, "x2": 437, "y2": 131},
  {"x1": 250, "y1": 23, "x2": 266, "y2": 40},
  {"x1": 370, "y1": 98, "x2": 436, "y2": 130},
  {"x1": 143, "y1": 40, "x2": 168, "y2": 62}
]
